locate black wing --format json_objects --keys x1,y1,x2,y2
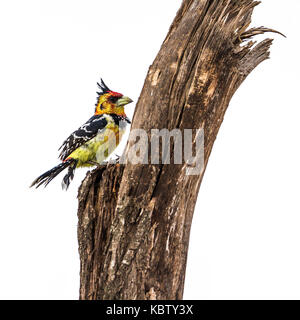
[{"x1": 58, "y1": 114, "x2": 108, "y2": 161}]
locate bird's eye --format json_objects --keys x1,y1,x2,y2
[{"x1": 109, "y1": 96, "x2": 119, "y2": 104}]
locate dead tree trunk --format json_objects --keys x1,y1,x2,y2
[{"x1": 77, "y1": 0, "x2": 281, "y2": 300}]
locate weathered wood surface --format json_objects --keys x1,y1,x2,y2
[{"x1": 77, "y1": 0, "x2": 279, "y2": 300}]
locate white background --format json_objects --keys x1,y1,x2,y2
[{"x1": 0, "y1": 0, "x2": 299, "y2": 299}]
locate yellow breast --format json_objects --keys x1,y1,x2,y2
[{"x1": 69, "y1": 115, "x2": 127, "y2": 167}]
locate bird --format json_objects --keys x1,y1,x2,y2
[{"x1": 30, "y1": 79, "x2": 133, "y2": 190}]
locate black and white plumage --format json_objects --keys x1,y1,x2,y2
[{"x1": 58, "y1": 115, "x2": 108, "y2": 161}]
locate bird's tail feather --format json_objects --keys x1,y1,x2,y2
[
  {"x1": 61, "y1": 159, "x2": 78, "y2": 190},
  {"x1": 30, "y1": 158, "x2": 77, "y2": 189}
]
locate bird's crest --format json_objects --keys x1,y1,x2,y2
[
  {"x1": 95, "y1": 78, "x2": 112, "y2": 107},
  {"x1": 97, "y1": 78, "x2": 111, "y2": 95}
]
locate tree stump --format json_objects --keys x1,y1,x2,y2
[{"x1": 77, "y1": 0, "x2": 281, "y2": 300}]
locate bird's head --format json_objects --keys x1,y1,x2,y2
[{"x1": 95, "y1": 79, "x2": 133, "y2": 117}]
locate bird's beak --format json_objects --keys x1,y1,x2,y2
[{"x1": 117, "y1": 96, "x2": 133, "y2": 107}]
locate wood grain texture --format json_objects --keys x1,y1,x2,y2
[{"x1": 77, "y1": 0, "x2": 279, "y2": 300}]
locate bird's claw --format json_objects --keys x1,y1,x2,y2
[
  {"x1": 87, "y1": 161, "x2": 103, "y2": 168},
  {"x1": 108, "y1": 154, "x2": 121, "y2": 164}
]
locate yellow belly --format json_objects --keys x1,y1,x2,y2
[{"x1": 68, "y1": 123, "x2": 125, "y2": 167}]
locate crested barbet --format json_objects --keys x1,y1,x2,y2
[{"x1": 30, "y1": 79, "x2": 133, "y2": 190}]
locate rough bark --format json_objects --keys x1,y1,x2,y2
[{"x1": 77, "y1": 0, "x2": 280, "y2": 300}]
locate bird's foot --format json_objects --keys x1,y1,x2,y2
[
  {"x1": 87, "y1": 161, "x2": 104, "y2": 169},
  {"x1": 109, "y1": 154, "x2": 121, "y2": 164}
]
